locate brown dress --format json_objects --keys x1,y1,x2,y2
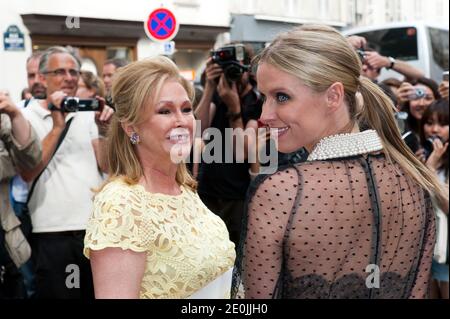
[{"x1": 232, "y1": 130, "x2": 435, "y2": 299}]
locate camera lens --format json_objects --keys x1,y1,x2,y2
[
  {"x1": 415, "y1": 88, "x2": 425, "y2": 99},
  {"x1": 63, "y1": 97, "x2": 79, "y2": 112},
  {"x1": 224, "y1": 65, "x2": 243, "y2": 82}
]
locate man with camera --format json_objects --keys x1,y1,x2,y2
[
  {"x1": 20, "y1": 46, "x2": 114, "y2": 299},
  {"x1": 195, "y1": 44, "x2": 262, "y2": 246},
  {"x1": 347, "y1": 35, "x2": 424, "y2": 83}
]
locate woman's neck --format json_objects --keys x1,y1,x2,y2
[
  {"x1": 137, "y1": 153, "x2": 180, "y2": 195},
  {"x1": 305, "y1": 121, "x2": 360, "y2": 154}
]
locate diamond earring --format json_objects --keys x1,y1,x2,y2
[{"x1": 130, "y1": 132, "x2": 140, "y2": 145}]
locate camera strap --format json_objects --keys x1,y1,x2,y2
[{"x1": 26, "y1": 117, "x2": 74, "y2": 205}]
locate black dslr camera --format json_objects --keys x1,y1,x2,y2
[
  {"x1": 48, "y1": 97, "x2": 101, "y2": 112},
  {"x1": 210, "y1": 44, "x2": 249, "y2": 82}
]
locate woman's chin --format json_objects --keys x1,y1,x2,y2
[
  {"x1": 168, "y1": 143, "x2": 192, "y2": 164},
  {"x1": 277, "y1": 140, "x2": 304, "y2": 155}
]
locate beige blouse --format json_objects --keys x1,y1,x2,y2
[{"x1": 84, "y1": 178, "x2": 236, "y2": 299}]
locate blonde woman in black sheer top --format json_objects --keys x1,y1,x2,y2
[{"x1": 232, "y1": 25, "x2": 449, "y2": 299}]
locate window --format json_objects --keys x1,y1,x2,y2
[
  {"x1": 428, "y1": 27, "x2": 449, "y2": 70},
  {"x1": 355, "y1": 27, "x2": 419, "y2": 61},
  {"x1": 106, "y1": 47, "x2": 132, "y2": 61}
]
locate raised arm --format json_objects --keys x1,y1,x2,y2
[
  {"x1": 194, "y1": 58, "x2": 221, "y2": 134},
  {"x1": 0, "y1": 92, "x2": 41, "y2": 173},
  {"x1": 364, "y1": 51, "x2": 425, "y2": 81},
  {"x1": 19, "y1": 92, "x2": 67, "y2": 182}
]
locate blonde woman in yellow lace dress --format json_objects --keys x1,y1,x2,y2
[{"x1": 83, "y1": 56, "x2": 235, "y2": 299}]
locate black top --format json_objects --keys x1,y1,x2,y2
[
  {"x1": 233, "y1": 153, "x2": 435, "y2": 299},
  {"x1": 197, "y1": 88, "x2": 262, "y2": 200}
]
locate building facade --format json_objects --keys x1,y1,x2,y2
[
  {"x1": 0, "y1": 0, "x2": 231, "y2": 102},
  {"x1": 1, "y1": 0, "x2": 448, "y2": 102},
  {"x1": 351, "y1": 0, "x2": 449, "y2": 27}
]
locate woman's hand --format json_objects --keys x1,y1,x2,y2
[
  {"x1": 439, "y1": 81, "x2": 449, "y2": 100},
  {"x1": 397, "y1": 82, "x2": 415, "y2": 105},
  {"x1": 415, "y1": 148, "x2": 427, "y2": 164},
  {"x1": 426, "y1": 139, "x2": 449, "y2": 171}
]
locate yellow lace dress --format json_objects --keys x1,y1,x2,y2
[{"x1": 84, "y1": 179, "x2": 236, "y2": 299}]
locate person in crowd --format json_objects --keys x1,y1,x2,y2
[
  {"x1": 418, "y1": 99, "x2": 449, "y2": 299},
  {"x1": 439, "y1": 77, "x2": 449, "y2": 101},
  {"x1": 76, "y1": 70, "x2": 105, "y2": 99},
  {"x1": 102, "y1": 58, "x2": 128, "y2": 99},
  {"x1": 10, "y1": 51, "x2": 46, "y2": 298},
  {"x1": 195, "y1": 44, "x2": 263, "y2": 246},
  {"x1": 1, "y1": 90, "x2": 41, "y2": 298},
  {"x1": 232, "y1": 25, "x2": 448, "y2": 299},
  {"x1": 20, "y1": 46, "x2": 114, "y2": 299},
  {"x1": 23, "y1": 51, "x2": 46, "y2": 102},
  {"x1": 84, "y1": 56, "x2": 235, "y2": 299},
  {"x1": 381, "y1": 78, "x2": 402, "y2": 103},
  {"x1": 346, "y1": 36, "x2": 424, "y2": 83},
  {"x1": 397, "y1": 77, "x2": 441, "y2": 153}
]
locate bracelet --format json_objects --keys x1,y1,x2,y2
[{"x1": 387, "y1": 57, "x2": 396, "y2": 70}]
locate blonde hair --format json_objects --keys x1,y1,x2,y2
[
  {"x1": 102, "y1": 56, "x2": 197, "y2": 191},
  {"x1": 256, "y1": 24, "x2": 448, "y2": 211}
]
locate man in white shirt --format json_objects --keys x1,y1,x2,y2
[{"x1": 21, "y1": 46, "x2": 113, "y2": 299}]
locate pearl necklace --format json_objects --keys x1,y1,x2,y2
[{"x1": 307, "y1": 130, "x2": 384, "y2": 161}]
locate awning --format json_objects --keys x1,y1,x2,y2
[{"x1": 21, "y1": 14, "x2": 229, "y2": 44}]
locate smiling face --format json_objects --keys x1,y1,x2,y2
[
  {"x1": 409, "y1": 84, "x2": 436, "y2": 120},
  {"x1": 257, "y1": 62, "x2": 332, "y2": 154},
  {"x1": 132, "y1": 79, "x2": 195, "y2": 164}
]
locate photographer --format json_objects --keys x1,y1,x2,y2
[
  {"x1": 419, "y1": 99, "x2": 449, "y2": 298},
  {"x1": 20, "y1": 46, "x2": 114, "y2": 299},
  {"x1": 1, "y1": 90, "x2": 41, "y2": 298},
  {"x1": 347, "y1": 35, "x2": 425, "y2": 83},
  {"x1": 396, "y1": 77, "x2": 440, "y2": 154},
  {"x1": 195, "y1": 44, "x2": 262, "y2": 246}
]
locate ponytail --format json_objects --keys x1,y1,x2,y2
[{"x1": 358, "y1": 76, "x2": 449, "y2": 212}]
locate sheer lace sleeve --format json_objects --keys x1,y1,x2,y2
[
  {"x1": 234, "y1": 166, "x2": 299, "y2": 299},
  {"x1": 409, "y1": 195, "x2": 436, "y2": 299},
  {"x1": 84, "y1": 181, "x2": 151, "y2": 257}
]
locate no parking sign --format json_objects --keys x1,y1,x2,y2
[{"x1": 144, "y1": 8, "x2": 179, "y2": 42}]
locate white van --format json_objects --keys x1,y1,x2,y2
[{"x1": 342, "y1": 22, "x2": 449, "y2": 83}]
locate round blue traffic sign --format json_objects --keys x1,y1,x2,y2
[{"x1": 145, "y1": 8, "x2": 179, "y2": 42}]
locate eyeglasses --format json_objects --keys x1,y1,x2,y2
[{"x1": 43, "y1": 68, "x2": 80, "y2": 78}]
